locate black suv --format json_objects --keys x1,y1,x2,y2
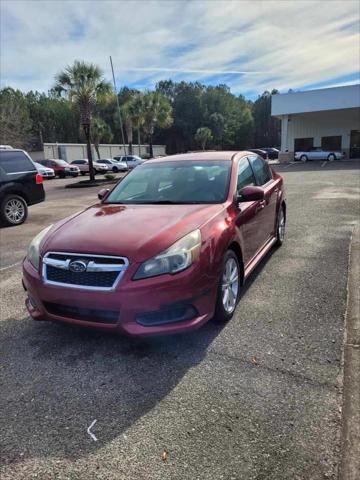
[{"x1": 0, "y1": 149, "x2": 45, "y2": 226}]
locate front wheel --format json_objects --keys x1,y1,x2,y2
[
  {"x1": 112, "y1": 166, "x2": 119, "y2": 173},
  {"x1": 327, "y1": 153, "x2": 336, "y2": 162},
  {"x1": 300, "y1": 155, "x2": 308, "y2": 162},
  {"x1": 215, "y1": 250, "x2": 241, "y2": 322},
  {"x1": 275, "y1": 206, "x2": 286, "y2": 246},
  {"x1": 0, "y1": 194, "x2": 28, "y2": 226}
]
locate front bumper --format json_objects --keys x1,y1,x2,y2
[{"x1": 22, "y1": 257, "x2": 217, "y2": 336}]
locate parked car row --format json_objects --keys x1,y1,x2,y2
[{"x1": 0, "y1": 148, "x2": 147, "y2": 227}]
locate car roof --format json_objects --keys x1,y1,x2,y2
[
  {"x1": 0, "y1": 148, "x2": 25, "y2": 153},
  {"x1": 147, "y1": 151, "x2": 250, "y2": 164}
]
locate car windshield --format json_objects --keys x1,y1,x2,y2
[
  {"x1": 56, "y1": 160, "x2": 69, "y2": 166},
  {"x1": 105, "y1": 160, "x2": 232, "y2": 204}
]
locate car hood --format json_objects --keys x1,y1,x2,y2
[{"x1": 42, "y1": 203, "x2": 223, "y2": 263}]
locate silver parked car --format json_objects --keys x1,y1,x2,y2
[
  {"x1": 294, "y1": 148, "x2": 345, "y2": 162},
  {"x1": 71, "y1": 159, "x2": 109, "y2": 175},
  {"x1": 112, "y1": 155, "x2": 144, "y2": 169},
  {"x1": 34, "y1": 162, "x2": 55, "y2": 179},
  {"x1": 96, "y1": 158, "x2": 128, "y2": 172}
]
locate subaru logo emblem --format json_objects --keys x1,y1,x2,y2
[{"x1": 68, "y1": 260, "x2": 87, "y2": 273}]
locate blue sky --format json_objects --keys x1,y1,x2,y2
[{"x1": 1, "y1": 0, "x2": 359, "y2": 100}]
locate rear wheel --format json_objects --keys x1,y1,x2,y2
[
  {"x1": 215, "y1": 250, "x2": 241, "y2": 322},
  {"x1": 0, "y1": 194, "x2": 28, "y2": 226},
  {"x1": 275, "y1": 206, "x2": 286, "y2": 246},
  {"x1": 300, "y1": 155, "x2": 308, "y2": 162}
]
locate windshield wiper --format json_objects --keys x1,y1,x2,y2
[{"x1": 143, "y1": 200, "x2": 181, "y2": 204}]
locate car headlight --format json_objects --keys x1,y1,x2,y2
[
  {"x1": 134, "y1": 229, "x2": 201, "y2": 280},
  {"x1": 27, "y1": 225, "x2": 53, "y2": 270}
]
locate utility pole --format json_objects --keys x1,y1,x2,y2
[{"x1": 110, "y1": 56, "x2": 127, "y2": 156}]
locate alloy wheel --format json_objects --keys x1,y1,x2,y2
[
  {"x1": 278, "y1": 209, "x2": 286, "y2": 242},
  {"x1": 221, "y1": 257, "x2": 239, "y2": 314},
  {"x1": 5, "y1": 198, "x2": 25, "y2": 224}
]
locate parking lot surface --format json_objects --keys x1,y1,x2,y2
[{"x1": 1, "y1": 163, "x2": 359, "y2": 479}]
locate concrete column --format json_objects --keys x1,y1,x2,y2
[
  {"x1": 281, "y1": 115, "x2": 288, "y2": 152},
  {"x1": 278, "y1": 115, "x2": 293, "y2": 163}
]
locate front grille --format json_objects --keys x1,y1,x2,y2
[
  {"x1": 44, "y1": 302, "x2": 119, "y2": 324},
  {"x1": 46, "y1": 253, "x2": 126, "y2": 264},
  {"x1": 42, "y1": 252, "x2": 129, "y2": 290},
  {"x1": 47, "y1": 266, "x2": 118, "y2": 287}
]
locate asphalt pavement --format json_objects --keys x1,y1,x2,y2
[{"x1": 1, "y1": 162, "x2": 359, "y2": 480}]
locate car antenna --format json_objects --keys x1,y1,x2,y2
[{"x1": 109, "y1": 56, "x2": 127, "y2": 156}]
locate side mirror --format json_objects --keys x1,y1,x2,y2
[
  {"x1": 238, "y1": 185, "x2": 265, "y2": 202},
  {"x1": 98, "y1": 188, "x2": 110, "y2": 200}
]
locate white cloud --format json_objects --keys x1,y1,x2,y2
[{"x1": 1, "y1": 0, "x2": 359, "y2": 97}]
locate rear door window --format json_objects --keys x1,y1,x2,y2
[
  {"x1": 0, "y1": 151, "x2": 36, "y2": 174},
  {"x1": 248, "y1": 155, "x2": 272, "y2": 185}
]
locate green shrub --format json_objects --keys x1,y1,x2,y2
[{"x1": 104, "y1": 173, "x2": 116, "y2": 180}]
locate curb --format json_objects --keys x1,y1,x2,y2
[{"x1": 339, "y1": 223, "x2": 360, "y2": 479}]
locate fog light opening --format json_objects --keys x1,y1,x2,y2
[{"x1": 136, "y1": 305, "x2": 198, "y2": 326}]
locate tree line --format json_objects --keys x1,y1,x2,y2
[{"x1": 0, "y1": 61, "x2": 280, "y2": 160}]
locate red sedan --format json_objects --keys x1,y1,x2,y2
[{"x1": 23, "y1": 152, "x2": 286, "y2": 336}]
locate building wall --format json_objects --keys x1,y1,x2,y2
[
  {"x1": 42, "y1": 143, "x2": 166, "y2": 162},
  {"x1": 272, "y1": 84, "x2": 360, "y2": 116},
  {"x1": 279, "y1": 108, "x2": 360, "y2": 160}
]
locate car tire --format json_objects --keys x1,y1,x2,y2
[
  {"x1": 112, "y1": 166, "x2": 119, "y2": 173},
  {"x1": 327, "y1": 153, "x2": 336, "y2": 162},
  {"x1": 81, "y1": 172, "x2": 86, "y2": 176},
  {"x1": 300, "y1": 155, "x2": 308, "y2": 162},
  {"x1": 275, "y1": 206, "x2": 286, "y2": 247},
  {"x1": 0, "y1": 194, "x2": 28, "y2": 226},
  {"x1": 59, "y1": 172, "x2": 65, "y2": 179},
  {"x1": 214, "y1": 250, "x2": 241, "y2": 323}
]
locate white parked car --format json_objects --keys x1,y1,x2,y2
[
  {"x1": 71, "y1": 159, "x2": 109, "y2": 175},
  {"x1": 113, "y1": 155, "x2": 144, "y2": 169},
  {"x1": 34, "y1": 162, "x2": 55, "y2": 179},
  {"x1": 294, "y1": 148, "x2": 345, "y2": 162},
  {"x1": 97, "y1": 158, "x2": 128, "y2": 172}
]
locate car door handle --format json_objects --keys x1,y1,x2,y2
[
  {"x1": 274, "y1": 187, "x2": 279, "y2": 193},
  {"x1": 256, "y1": 200, "x2": 266, "y2": 212}
]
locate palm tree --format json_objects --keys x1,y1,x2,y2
[
  {"x1": 91, "y1": 117, "x2": 113, "y2": 159},
  {"x1": 54, "y1": 60, "x2": 112, "y2": 181},
  {"x1": 141, "y1": 91, "x2": 173, "y2": 158},
  {"x1": 195, "y1": 127, "x2": 213, "y2": 151},
  {"x1": 121, "y1": 104, "x2": 134, "y2": 156},
  {"x1": 126, "y1": 94, "x2": 145, "y2": 157}
]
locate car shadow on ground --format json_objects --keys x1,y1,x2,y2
[{"x1": 0, "y1": 252, "x2": 273, "y2": 466}]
